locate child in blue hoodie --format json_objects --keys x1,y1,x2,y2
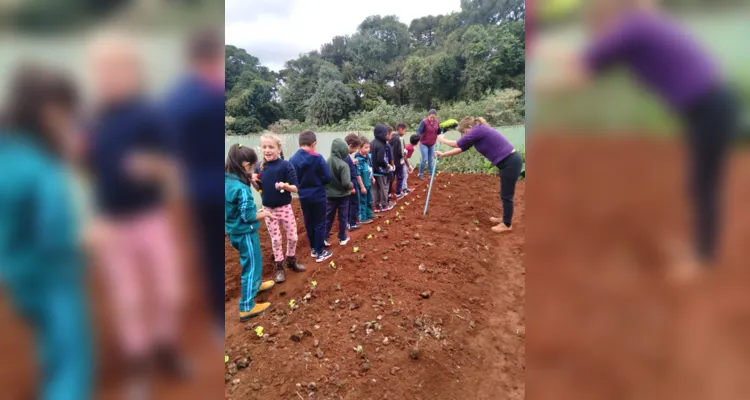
[
  {"x1": 225, "y1": 144, "x2": 275, "y2": 321},
  {"x1": 355, "y1": 137, "x2": 374, "y2": 224},
  {"x1": 289, "y1": 131, "x2": 334, "y2": 263}
]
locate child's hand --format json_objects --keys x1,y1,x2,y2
[
  {"x1": 275, "y1": 182, "x2": 286, "y2": 191},
  {"x1": 353, "y1": 158, "x2": 358, "y2": 165},
  {"x1": 251, "y1": 173, "x2": 260, "y2": 182},
  {"x1": 360, "y1": 185, "x2": 367, "y2": 194},
  {"x1": 408, "y1": 166, "x2": 414, "y2": 173},
  {"x1": 350, "y1": 188, "x2": 356, "y2": 194},
  {"x1": 257, "y1": 210, "x2": 273, "y2": 220}
]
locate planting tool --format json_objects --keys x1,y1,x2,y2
[{"x1": 423, "y1": 141, "x2": 442, "y2": 215}]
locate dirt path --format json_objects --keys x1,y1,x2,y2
[
  {"x1": 527, "y1": 136, "x2": 750, "y2": 400},
  {"x1": 225, "y1": 173, "x2": 525, "y2": 399}
]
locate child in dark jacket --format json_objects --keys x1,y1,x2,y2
[
  {"x1": 324, "y1": 138, "x2": 354, "y2": 246},
  {"x1": 289, "y1": 131, "x2": 334, "y2": 263},
  {"x1": 389, "y1": 123, "x2": 407, "y2": 199},
  {"x1": 344, "y1": 133, "x2": 361, "y2": 230},
  {"x1": 385, "y1": 125, "x2": 396, "y2": 202},
  {"x1": 369, "y1": 124, "x2": 391, "y2": 212},
  {"x1": 252, "y1": 133, "x2": 306, "y2": 283}
]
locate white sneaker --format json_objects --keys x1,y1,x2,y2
[{"x1": 340, "y1": 236, "x2": 351, "y2": 246}]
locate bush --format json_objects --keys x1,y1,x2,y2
[
  {"x1": 438, "y1": 146, "x2": 525, "y2": 179},
  {"x1": 279, "y1": 89, "x2": 524, "y2": 133}
]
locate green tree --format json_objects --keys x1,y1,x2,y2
[{"x1": 409, "y1": 15, "x2": 443, "y2": 47}]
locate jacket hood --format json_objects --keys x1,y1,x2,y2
[
  {"x1": 329, "y1": 138, "x2": 349, "y2": 160},
  {"x1": 373, "y1": 124, "x2": 388, "y2": 142},
  {"x1": 292, "y1": 148, "x2": 318, "y2": 169}
]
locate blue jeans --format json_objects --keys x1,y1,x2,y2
[{"x1": 418, "y1": 143, "x2": 434, "y2": 177}]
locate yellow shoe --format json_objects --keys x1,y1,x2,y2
[
  {"x1": 240, "y1": 302, "x2": 270, "y2": 322},
  {"x1": 257, "y1": 280, "x2": 275, "y2": 294}
]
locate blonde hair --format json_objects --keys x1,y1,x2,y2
[
  {"x1": 458, "y1": 117, "x2": 488, "y2": 134},
  {"x1": 259, "y1": 133, "x2": 284, "y2": 171}
]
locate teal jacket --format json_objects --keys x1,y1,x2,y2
[
  {"x1": 225, "y1": 172, "x2": 260, "y2": 235},
  {"x1": 324, "y1": 138, "x2": 354, "y2": 198},
  {"x1": 0, "y1": 135, "x2": 83, "y2": 282},
  {"x1": 355, "y1": 151, "x2": 372, "y2": 188}
]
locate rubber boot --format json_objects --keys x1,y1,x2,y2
[
  {"x1": 286, "y1": 256, "x2": 306, "y2": 273},
  {"x1": 273, "y1": 262, "x2": 286, "y2": 283}
]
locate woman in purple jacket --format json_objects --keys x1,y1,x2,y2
[
  {"x1": 536, "y1": 0, "x2": 739, "y2": 279},
  {"x1": 437, "y1": 117, "x2": 523, "y2": 234}
]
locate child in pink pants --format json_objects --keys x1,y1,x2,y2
[{"x1": 252, "y1": 134, "x2": 306, "y2": 283}]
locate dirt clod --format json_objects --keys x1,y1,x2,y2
[
  {"x1": 409, "y1": 348, "x2": 420, "y2": 360},
  {"x1": 420, "y1": 291, "x2": 431, "y2": 299}
]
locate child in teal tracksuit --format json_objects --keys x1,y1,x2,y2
[
  {"x1": 0, "y1": 68, "x2": 93, "y2": 400},
  {"x1": 225, "y1": 144, "x2": 275, "y2": 321},
  {"x1": 355, "y1": 137, "x2": 374, "y2": 224}
]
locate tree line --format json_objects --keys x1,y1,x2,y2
[{"x1": 225, "y1": 0, "x2": 526, "y2": 134}]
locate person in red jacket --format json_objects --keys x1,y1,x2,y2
[{"x1": 415, "y1": 109, "x2": 440, "y2": 180}]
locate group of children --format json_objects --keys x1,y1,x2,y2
[{"x1": 225, "y1": 124, "x2": 421, "y2": 321}]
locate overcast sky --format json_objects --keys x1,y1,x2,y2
[{"x1": 226, "y1": 0, "x2": 462, "y2": 71}]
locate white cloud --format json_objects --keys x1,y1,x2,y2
[{"x1": 225, "y1": 0, "x2": 462, "y2": 71}]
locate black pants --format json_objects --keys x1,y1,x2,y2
[
  {"x1": 300, "y1": 198, "x2": 327, "y2": 254},
  {"x1": 325, "y1": 196, "x2": 350, "y2": 241},
  {"x1": 683, "y1": 85, "x2": 738, "y2": 262},
  {"x1": 194, "y1": 201, "x2": 225, "y2": 332},
  {"x1": 348, "y1": 193, "x2": 359, "y2": 226},
  {"x1": 394, "y1": 163, "x2": 404, "y2": 196},
  {"x1": 497, "y1": 152, "x2": 524, "y2": 227}
]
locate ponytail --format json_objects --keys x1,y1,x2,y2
[{"x1": 225, "y1": 143, "x2": 258, "y2": 185}]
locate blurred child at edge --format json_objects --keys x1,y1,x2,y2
[
  {"x1": 225, "y1": 144, "x2": 275, "y2": 321},
  {"x1": 289, "y1": 131, "x2": 334, "y2": 263},
  {"x1": 344, "y1": 133, "x2": 362, "y2": 231},
  {"x1": 0, "y1": 65, "x2": 93, "y2": 400}
]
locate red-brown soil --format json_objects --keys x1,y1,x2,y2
[
  {"x1": 224, "y1": 174, "x2": 526, "y2": 399},
  {"x1": 527, "y1": 135, "x2": 750, "y2": 400},
  {"x1": 0, "y1": 201, "x2": 222, "y2": 399}
]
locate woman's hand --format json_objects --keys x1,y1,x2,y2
[{"x1": 436, "y1": 151, "x2": 445, "y2": 159}]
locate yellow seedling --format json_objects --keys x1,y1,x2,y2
[
  {"x1": 255, "y1": 326, "x2": 264, "y2": 337},
  {"x1": 376, "y1": 226, "x2": 381, "y2": 232},
  {"x1": 367, "y1": 234, "x2": 373, "y2": 239},
  {"x1": 289, "y1": 299, "x2": 296, "y2": 308},
  {"x1": 311, "y1": 281, "x2": 317, "y2": 287},
  {"x1": 330, "y1": 261, "x2": 336, "y2": 269},
  {"x1": 400, "y1": 206, "x2": 404, "y2": 210},
  {"x1": 386, "y1": 220, "x2": 390, "y2": 225},
  {"x1": 354, "y1": 247, "x2": 359, "y2": 253},
  {"x1": 396, "y1": 212, "x2": 400, "y2": 216},
  {"x1": 225, "y1": 355, "x2": 229, "y2": 363}
]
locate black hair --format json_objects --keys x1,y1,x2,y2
[
  {"x1": 409, "y1": 134, "x2": 420, "y2": 145},
  {"x1": 428, "y1": 109, "x2": 437, "y2": 116},
  {"x1": 345, "y1": 133, "x2": 361, "y2": 148},
  {"x1": 396, "y1": 122, "x2": 407, "y2": 131},
  {"x1": 188, "y1": 26, "x2": 223, "y2": 63},
  {"x1": 299, "y1": 130, "x2": 317, "y2": 147},
  {"x1": 225, "y1": 143, "x2": 258, "y2": 186},
  {"x1": 2, "y1": 64, "x2": 79, "y2": 156}
]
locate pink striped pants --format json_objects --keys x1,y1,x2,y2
[
  {"x1": 99, "y1": 209, "x2": 182, "y2": 359},
  {"x1": 264, "y1": 204, "x2": 298, "y2": 262}
]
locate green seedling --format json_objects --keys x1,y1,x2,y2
[
  {"x1": 255, "y1": 326, "x2": 264, "y2": 337},
  {"x1": 311, "y1": 281, "x2": 317, "y2": 287},
  {"x1": 354, "y1": 345, "x2": 363, "y2": 353},
  {"x1": 289, "y1": 299, "x2": 296, "y2": 308}
]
